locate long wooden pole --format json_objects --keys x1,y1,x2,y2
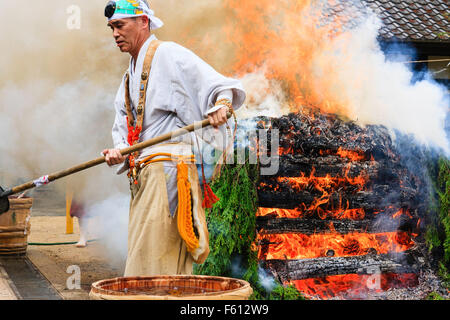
[{"x1": 2, "y1": 115, "x2": 225, "y2": 198}]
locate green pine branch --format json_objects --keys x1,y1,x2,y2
[{"x1": 194, "y1": 156, "x2": 304, "y2": 300}]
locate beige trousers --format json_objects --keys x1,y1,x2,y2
[{"x1": 124, "y1": 162, "x2": 196, "y2": 277}]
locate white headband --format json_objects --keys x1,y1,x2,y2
[{"x1": 108, "y1": 1, "x2": 164, "y2": 30}]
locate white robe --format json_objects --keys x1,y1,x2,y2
[{"x1": 111, "y1": 35, "x2": 246, "y2": 215}]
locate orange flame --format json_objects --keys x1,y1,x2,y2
[
  {"x1": 257, "y1": 207, "x2": 306, "y2": 219},
  {"x1": 336, "y1": 147, "x2": 366, "y2": 161},
  {"x1": 264, "y1": 165, "x2": 369, "y2": 217},
  {"x1": 277, "y1": 166, "x2": 368, "y2": 193},
  {"x1": 393, "y1": 208, "x2": 413, "y2": 219},
  {"x1": 257, "y1": 231, "x2": 415, "y2": 260},
  {"x1": 290, "y1": 273, "x2": 419, "y2": 299},
  {"x1": 257, "y1": 207, "x2": 366, "y2": 220},
  {"x1": 224, "y1": 0, "x2": 357, "y2": 115},
  {"x1": 278, "y1": 146, "x2": 295, "y2": 155},
  {"x1": 316, "y1": 148, "x2": 366, "y2": 161}
]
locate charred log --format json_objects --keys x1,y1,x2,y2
[
  {"x1": 257, "y1": 189, "x2": 421, "y2": 212},
  {"x1": 256, "y1": 216, "x2": 420, "y2": 235},
  {"x1": 268, "y1": 157, "x2": 420, "y2": 188},
  {"x1": 256, "y1": 113, "x2": 398, "y2": 161},
  {"x1": 270, "y1": 157, "x2": 380, "y2": 178},
  {"x1": 262, "y1": 250, "x2": 422, "y2": 281}
]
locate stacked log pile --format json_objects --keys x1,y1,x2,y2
[{"x1": 254, "y1": 111, "x2": 427, "y2": 289}]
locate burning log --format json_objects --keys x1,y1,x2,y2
[
  {"x1": 274, "y1": 157, "x2": 378, "y2": 177},
  {"x1": 257, "y1": 232, "x2": 416, "y2": 261},
  {"x1": 258, "y1": 113, "x2": 399, "y2": 161},
  {"x1": 257, "y1": 189, "x2": 421, "y2": 213},
  {"x1": 256, "y1": 216, "x2": 420, "y2": 235},
  {"x1": 272, "y1": 157, "x2": 418, "y2": 188},
  {"x1": 262, "y1": 250, "x2": 422, "y2": 282}
]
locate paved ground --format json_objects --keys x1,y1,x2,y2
[
  {"x1": 0, "y1": 215, "x2": 123, "y2": 300},
  {"x1": 1, "y1": 185, "x2": 124, "y2": 300},
  {"x1": 0, "y1": 256, "x2": 62, "y2": 300},
  {"x1": 25, "y1": 216, "x2": 123, "y2": 300},
  {"x1": 0, "y1": 186, "x2": 125, "y2": 300},
  {"x1": 0, "y1": 266, "x2": 17, "y2": 300}
]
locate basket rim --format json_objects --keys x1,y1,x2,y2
[
  {"x1": 8, "y1": 196, "x2": 33, "y2": 201},
  {"x1": 90, "y1": 275, "x2": 252, "y2": 298},
  {"x1": 6, "y1": 197, "x2": 33, "y2": 209}
]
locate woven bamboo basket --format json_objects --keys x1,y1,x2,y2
[
  {"x1": 0, "y1": 197, "x2": 33, "y2": 255},
  {"x1": 90, "y1": 275, "x2": 253, "y2": 300}
]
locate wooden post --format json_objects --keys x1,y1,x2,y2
[{"x1": 65, "y1": 188, "x2": 74, "y2": 234}]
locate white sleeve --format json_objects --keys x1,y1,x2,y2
[
  {"x1": 158, "y1": 42, "x2": 246, "y2": 151},
  {"x1": 112, "y1": 112, "x2": 129, "y2": 150},
  {"x1": 111, "y1": 77, "x2": 130, "y2": 175},
  {"x1": 111, "y1": 78, "x2": 130, "y2": 150},
  {"x1": 164, "y1": 42, "x2": 245, "y2": 125},
  {"x1": 206, "y1": 89, "x2": 234, "y2": 115}
]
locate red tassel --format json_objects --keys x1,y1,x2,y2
[
  {"x1": 126, "y1": 116, "x2": 142, "y2": 146},
  {"x1": 202, "y1": 181, "x2": 219, "y2": 209},
  {"x1": 198, "y1": 139, "x2": 220, "y2": 209}
]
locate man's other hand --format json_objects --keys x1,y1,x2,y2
[
  {"x1": 102, "y1": 149, "x2": 126, "y2": 166},
  {"x1": 208, "y1": 106, "x2": 229, "y2": 129}
]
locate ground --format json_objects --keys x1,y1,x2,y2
[{"x1": 26, "y1": 216, "x2": 123, "y2": 300}]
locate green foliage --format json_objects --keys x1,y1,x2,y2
[
  {"x1": 268, "y1": 284, "x2": 305, "y2": 300},
  {"x1": 194, "y1": 159, "x2": 304, "y2": 300},
  {"x1": 426, "y1": 292, "x2": 446, "y2": 300},
  {"x1": 437, "y1": 158, "x2": 450, "y2": 265},
  {"x1": 194, "y1": 161, "x2": 259, "y2": 281},
  {"x1": 425, "y1": 225, "x2": 441, "y2": 254},
  {"x1": 426, "y1": 157, "x2": 450, "y2": 285},
  {"x1": 438, "y1": 262, "x2": 450, "y2": 289}
]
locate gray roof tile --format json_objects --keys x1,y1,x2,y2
[{"x1": 323, "y1": 0, "x2": 450, "y2": 42}]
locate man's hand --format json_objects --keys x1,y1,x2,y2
[
  {"x1": 102, "y1": 149, "x2": 126, "y2": 166},
  {"x1": 208, "y1": 106, "x2": 229, "y2": 129}
]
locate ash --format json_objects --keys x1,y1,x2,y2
[
  {"x1": 379, "y1": 270, "x2": 450, "y2": 300},
  {"x1": 327, "y1": 270, "x2": 450, "y2": 300}
]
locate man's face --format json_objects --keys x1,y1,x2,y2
[{"x1": 107, "y1": 18, "x2": 142, "y2": 53}]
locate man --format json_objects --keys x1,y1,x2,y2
[{"x1": 101, "y1": 0, "x2": 246, "y2": 277}]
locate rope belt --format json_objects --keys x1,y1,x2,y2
[
  {"x1": 138, "y1": 153, "x2": 200, "y2": 253},
  {"x1": 138, "y1": 153, "x2": 196, "y2": 168}
]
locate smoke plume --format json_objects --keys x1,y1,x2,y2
[{"x1": 224, "y1": 0, "x2": 449, "y2": 154}]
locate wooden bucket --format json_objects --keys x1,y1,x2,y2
[
  {"x1": 90, "y1": 275, "x2": 253, "y2": 300},
  {"x1": 0, "y1": 197, "x2": 33, "y2": 255}
]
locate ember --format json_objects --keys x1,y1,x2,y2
[{"x1": 257, "y1": 231, "x2": 415, "y2": 260}]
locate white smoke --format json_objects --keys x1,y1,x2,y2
[
  {"x1": 237, "y1": 69, "x2": 290, "y2": 119},
  {"x1": 258, "y1": 266, "x2": 277, "y2": 293},
  {"x1": 0, "y1": 0, "x2": 130, "y2": 270},
  {"x1": 85, "y1": 193, "x2": 130, "y2": 269},
  {"x1": 230, "y1": 2, "x2": 449, "y2": 156},
  {"x1": 0, "y1": 0, "x2": 238, "y2": 271},
  {"x1": 317, "y1": 14, "x2": 450, "y2": 154}
]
